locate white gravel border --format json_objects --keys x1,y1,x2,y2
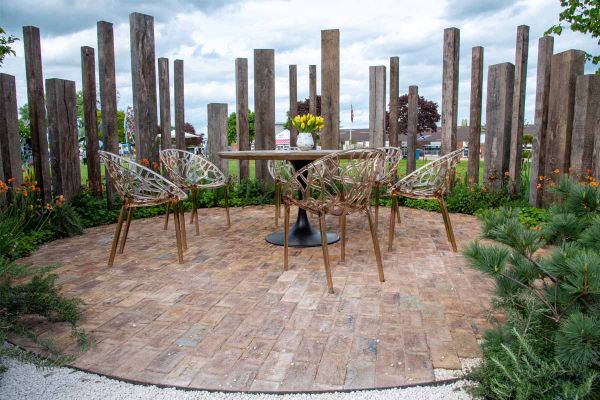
[{"x1": 0, "y1": 355, "x2": 476, "y2": 400}]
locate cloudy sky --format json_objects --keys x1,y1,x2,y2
[{"x1": 1, "y1": 0, "x2": 598, "y2": 134}]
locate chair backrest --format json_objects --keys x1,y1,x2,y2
[
  {"x1": 267, "y1": 147, "x2": 299, "y2": 182},
  {"x1": 98, "y1": 151, "x2": 186, "y2": 205},
  {"x1": 159, "y1": 149, "x2": 227, "y2": 188},
  {"x1": 283, "y1": 149, "x2": 385, "y2": 215},
  {"x1": 390, "y1": 148, "x2": 464, "y2": 198},
  {"x1": 376, "y1": 147, "x2": 403, "y2": 185}
]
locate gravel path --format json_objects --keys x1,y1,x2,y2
[{"x1": 0, "y1": 357, "x2": 474, "y2": 400}]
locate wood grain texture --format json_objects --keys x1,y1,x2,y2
[
  {"x1": 253, "y1": 49, "x2": 276, "y2": 183},
  {"x1": 441, "y1": 27, "x2": 460, "y2": 155},
  {"x1": 389, "y1": 57, "x2": 400, "y2": 148},
  {"x1": 0, "y1": 73, "x2": 23, "y2": 187},
  {"x1": 309, "y1": 65, "x2": 317, "y2": 116},
  {"x1": 174, "y1": 59, "x2": 185, "y2": 151},
  {"x1": 46, "y1": 79, "x2": 81, "y2": 201},
  {"x1": 407, "y1": 86, "x2": 419, "y2": 174},
  {"x1": 235, "y1": 58, "x2": 250, "y2": 180},
  {"x1": 467, "y1": 47, "x2": 484, "y2": 185},
  {"x1": 158, "y1": 57, "x2": 171, "y2": 150},
  {"x1": 207, "y1": 103, "x2": 229, "y2": 175},
  {"x1": 321, "y1": 30, "x2": 340, "y2": 149},
  {"x1": 81, "y1": 46, "x2": 102, "y2": 196},
  {"x1": 289, "y1": 65, "x2": 298, "y2": 147},
  {"x1": 23, "y1": 26, "x2": 51, "y2": 202},
  {"x1": 570, "y1": 75, "x2": 600, "y2": 178},
  {"x1": 369, "y1": 66, "x2": 386, "y2": 148}
]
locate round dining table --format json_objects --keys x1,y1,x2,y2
[{"x1": 219, "y1": 150, "x2": 341, "y2": 247}]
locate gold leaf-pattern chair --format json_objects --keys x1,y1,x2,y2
[
  {"x1": 373, "y1": 147, "x2": 404, "y2": 228},
  {"x1": 387, "y1": 148, "x2": 464, "y2": 252},
  {"x1": 282, "y1": 149, "x2": 386, "y2": 293},
  {"x1": 159, "y1": 149, "x2": 231, "y2": 237},
  {"x1": 98, "y1": 151, "x2": 188, "y2": 266},
  {"x1": 268, "y1": 147, "x2": 298, "y2": 227}
]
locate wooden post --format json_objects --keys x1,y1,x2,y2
[
  {"x1": 544, "y1": 50, "x2": 585, "y2": 203},
  {"x1": 289, "y1": 65, "x2": 298, "y2": 147},
  {"x1": 253, "y1": 49, "x2": 275, "y2": 184},
  {"x1": 207, "y1": 103, "x2": 228, "y2": 176},
  {"x1": 23, "y1": 26, "x2": 51, "y2": 202},
  {"x1": 46, "y1": 79, "x2": 81, "y2": 201},
  {"x1": 484, "y1": 63, "x2": 515, "y2": 191},
  {"x1": 0, "y1": 73, "x2": 23, "y2": 188},
  {"x1": 529, "y1": 36, "x2": 553, "y2": 207},
  {"x1": 235, "y1": 58, "x2": 249, "y2": 180},
  {"x1": 158, "y1": 57, "x2": 171, "y2": 150},
  {"x1": 309, "y1": 64, "x2": 317, "y2": 115},
  {"x1": 98, "y1": 21, "x2": 119, "y2": 207},
  {"x1": 570, "y1": 75, "x2": 600, "y2": 178},
  {"x1": 407, "y1": 85, "x2": 419, "y2": 173},
  {"x1": 321, "y1": 29, "x2": 340, "y2": 149},
  {"x1": 389, "y1": 57, "x2": 400, "y2": 148},
  {"x1": 129, "y1": 12, "x2": 158, "y2": 164},
  {"x1": 81, "y1": 46, "x2": 102, "y2": 197},
  {"x1": 174, "y1": 59, "x2": 185, "y2": 150},
  {"x1": 508, "y1": 25, "x2": 529, "y2": 193},
  {"x1": 369, "y1": 66, "x2": 386, "y2": 148},
  {"x1": 441, "y1": 27, "x2": 460, "y2": 155},
  {"x1": 468, "y1": 46, "x2": 484, "y2": 185}
]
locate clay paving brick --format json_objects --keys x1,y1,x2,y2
[
  {"x1": 315, "y1": 353, "x2": 348, "y2": 386},
  {"x1": 294, "y1": 335, "x2": 327, "y2": 363},
  {"x1": 344, "y1": 360, "x2": 375, "y2": 389},
  {"x1": 239, "y1": 338, "x2": 275, "y2": 365},
  {"x1": 256, "y1": 350, "x2": 294, "y2": 382},
  {"x1": 281, "y1": 361, "x2": 318, "y2": 390}
]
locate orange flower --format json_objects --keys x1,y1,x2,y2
[
  {"x1": 7, "y1": 177, "x2": 15, "y2": 184},
  {"x1": 142, "y1": 158, "x2": 150, "y2": 167},
  {"x1": 45, "y1": 203, "x2": 53, "y2": 210},
  {"x1": 586, "y1": 168, "x2": 593, "y2": 175},
  {"x1": 553, "y1": 168, "x2": 560, "y2": 174},
  {"x1": 539, "y1": 176, "x2": 545, "y2": 181},
  {"x1": 536, "y1": 183, "x2": 542, "y2": 190},
  {"x1": 22, "y1": 189, "x2": 28, "y2": 198},
  {"x1": 591, "y1": 181, "x2": 599, "y2": 188},
  {"x1": 482, "y1": 186, "x2": 488, "y2": 193},
  {"x1": 488, "y1": 175, "x2": 495, "y2": 181},
  {"x1": 504, "y1": 171, "x2": 509, "y2": 177}
]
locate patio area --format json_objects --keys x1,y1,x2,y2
[{"x1": 12, "y1": 205, "x2": 493, "y2": 392}]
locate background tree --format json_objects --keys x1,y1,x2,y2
[
  {"x1": 385, "y1": 94, "x2": 441, "y2": 137},
  {"x1": 546, "y1": 0, "x2": 600, "y2": 72},
  {"x1": 284, "y1": 96, "x2": 321, "y2": 130},
  {"x1": 18, "y1": 104, "x2": 30, "y2": 139},
  {"x1": 0, "y1": 27, "x2": 18, "y2": 67},
  {"x1": 227, "y1": 111, "x2": 255, "y2": 145}
]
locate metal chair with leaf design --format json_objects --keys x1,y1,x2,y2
[
  {"x1": 281, "y1": 149, "x2": 386, "y2": 294},
  {"x1": 160, "y1": 149, "x2": 231, "y2": 237},
  {"x1": 372, "y1": 147, "x2": 403, "y2": 229},
  {"x1": 387, "y1": 148, "x2": 464, "y2": 252},
  {"x1": 268, "y1": 147, "x2": 298, "y2": 227},
  {"x1": 98, "y1": 151, "x2": 188, "y2": 266}
]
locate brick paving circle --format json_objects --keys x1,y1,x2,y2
[{"x1": 14, "y1": 205, "x2": 494, "y2": 391}]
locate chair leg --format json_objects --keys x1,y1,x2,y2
[
  {"x1": 192, "y1": 188, "x2": 200, "y2": 236},
  {"x1": 339, "y1": 213, "x2": 346, "y2": 262},
  {"x1": 387, "y1": 196, "x2": 397, "y2": 251},
  {"x1": 395, "y1": 197, "x2": 401, "y2": 223},
  {"x1": 438, "y1": 196, "x2": 457, "y2": 252},
  {"x1": 366, "y1": 207, "x2": 385, "y2": 283},
  {"x1": 319, "y1": 213, "x2": 335, "y2": 294},
  {"x1": 173, "y1": 202, "x2": 184, "y2": 263},
  {"x1": 163, "y1": 201, "x2": 170, "y2": 230},
  {"x1": 283, "y1": 203, "x2": 290, "y2": 271},
  {"x1": 189, "y1": 189, "x2": 195, "y2": 224},
  {"x1": 179, "y1": 201, "x2": 187, "y2": 249},
  {"x1": 108, "y1": 204, "x2": 127, "y2": 267},
  {"x1": 274, "y1": 182, "x2": 280, "y2": 227},
  {"x1": 118, "y1": 206, "x2": 133, "y2": 254},
  {"x1": 224, "y1": 185, "x2": 231, "y2": 228}
]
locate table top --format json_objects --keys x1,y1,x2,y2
[{"x1": 218, "y1": 150, "x2": 341, "y2": 161}]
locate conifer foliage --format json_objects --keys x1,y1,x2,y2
[{"x1": 464, "y1": 175, "x2": 600, "y2": 399}]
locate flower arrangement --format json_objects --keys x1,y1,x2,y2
[{"x1": 291, "y1": 113, "x2": 324, "y2": 134}]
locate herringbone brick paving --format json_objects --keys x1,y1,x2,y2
[{"x1": 14, "y1": 205, "x2": 493, "y2": 391}]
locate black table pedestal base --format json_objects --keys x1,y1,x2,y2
[{"x1": 265, "y1": 209, "x2": 339, "y2": 247}]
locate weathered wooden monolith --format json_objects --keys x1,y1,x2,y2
[
  {"x1": 544, "y1": 50, "x2": 585, "y2": 200},
  {"x1": 174, "y1": 59, "x2": 185, "y2": 151},
  {"x1": 0, "y1": 73, "x2": 23, "y2": 188},
  {"x1": 441, "y1": 27, "x2": 460, "y2": 155},
  {"x1": 468, "y1": 46, "x2": 484, "y2": 185},
  {"x1": 484, "y1": 63, "x2": 515, "y2": 191},
  {"x1": 23, "y1": 26, "x2": 51, "y2": 202},
  {"x1": 46, "y1": 79, "x2": 81, "y2": 201},
  {"x1": 158, "y1": 57, "x2": 171, "y2": 150},
  {"x1": 289, "y1": 65, "x2": 298, "y2": 147},
  {"x1": 321, "y1": 29, "x2": 340, "y2": 149},
  {"x1": 98, "y1": 21, "x2": 119, "y2": 206},
  {"x1": 254, "y1": 49, "x2": 275, "y2": 184},
  {"x1": 529, "y1": 36, "x2": 553, "y2": 207},
  {"x1": 309, "y1": 64, "x2": 317, "y2": 115},
  {"x1": 207, "y1": 103, "x2": 228, "y2": 176},
  {"x1": 508, "y1": 25, "x2": 529, "y2": 192},
  {"x1": 369, "y1": 66, "x2": 386, "y2": 148},
  {"x1": 389, "y1": 57, "x2": 400, "y2": 148},
  {"x1": 81, "y1": 46, "x2": 102, "y2": 196},
  {"x1": 407, "y1": 85, "x2": 419, "y2": 174},
  {"x1": 129, "y1": 13, "x2": 158, "y2": 164},
  {"x1": 235, "y1": 58, "x2": 249, "y2": 180},
  {"x1": 570, "y1": 75, "x2": 600, "y2": 178}
]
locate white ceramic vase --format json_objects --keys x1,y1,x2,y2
[{"x1": 297, "y1": 132, "x2": 314, "y2": 151}]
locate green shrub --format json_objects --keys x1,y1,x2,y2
[{"x1": 464, "y1": 175, "x2": 600, "y2": 399}]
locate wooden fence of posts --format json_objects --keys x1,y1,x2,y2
[
  {"x1": 81, "y1": 46, "x2": 102, "y2": 196},
  {"x1": 1, "y1": 15, "x2": 598, "y2": 209},
  {"x1": 289, "y1": 65, "x2": 298, "y2": 147}
]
